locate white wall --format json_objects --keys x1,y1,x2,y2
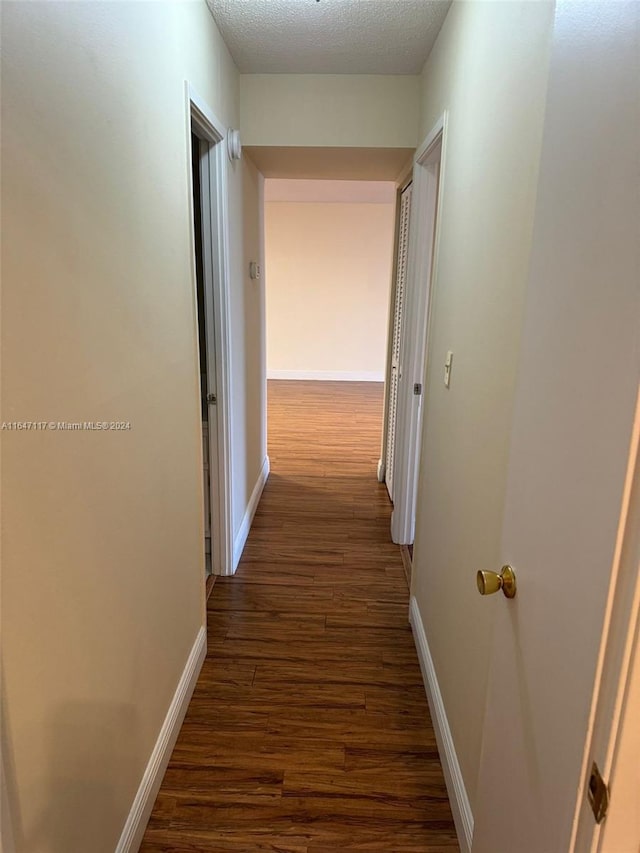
[
  {"x1": 409, "y1": 0, "x2": 555, "y2": 814},
  {"x1": 1, "y1": 2, "x2": 262, "y2": 850},
  {"x1": 240, "y1": 74, "x2": 421, "y2": 148},
  {"x1": 265, "y1": 181, "x2": 396, "y2": 381}
]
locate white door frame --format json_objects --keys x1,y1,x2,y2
[
  {"x1": 379, "y1": 177, "x2": 412, "y2": 490},
  {"x1": 571, "y1": 388, "x2": 640, "y2": 852},
  {"x1": 186, "y1": 83, "x2": 234, "y2": 577},
  {"x1": 391, "y1": 113, "x2": 447, "y2": 545}
]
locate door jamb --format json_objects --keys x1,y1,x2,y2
[
  {"x1": 571, "y1": 388, "x2": 640, "y2": 851},
  {"x1": 391, "y1": 113, "x2": 447, "y2": 545},
  {"x1": 186, "y1": 83, "x2": 234, "y2": 577}
]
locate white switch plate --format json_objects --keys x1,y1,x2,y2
[{"x1": 444, "y1": 351, "x2": 453, "y2": 388}]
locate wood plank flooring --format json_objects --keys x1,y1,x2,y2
[{"x1": 140, "y1": 381, "x2": 458, "y2": 852}]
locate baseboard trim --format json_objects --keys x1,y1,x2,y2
[
  {"x1": 409, "y1": 596, "x2": 474, "y2": 853},
  {"x1": 232, "y1": 455, "x2": 270, "y2": 571},
  {"x1": 116, "y1": 625, "x2": 206, "y2": 853},
  {"x1": 267, "y1": 370, "x2": 384, "y2": 382}
]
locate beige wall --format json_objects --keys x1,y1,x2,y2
[
  {"x1": 240, "y1": 74, "x2": 421, "y2": 148},
  {"x1": 1, "y1": 2, "x2": 262, "y2": 850},
  {"x1": 410, "y1": 0, "x2": 555, "y2": 813},
  {"x1": 234, "y1": 155, "x2": 267, "y2": 523},
  {"x1": 265, "y1": 183, "x2": 395, "y2": 380}
]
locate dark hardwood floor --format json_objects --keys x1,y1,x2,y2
[{"x1": 140, "y1": 380, "x2": 458, "y2": 852}]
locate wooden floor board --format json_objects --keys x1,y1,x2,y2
[{"x1": 140, "y1": 380, "x2": 458, "y2": 852}]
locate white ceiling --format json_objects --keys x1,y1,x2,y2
[{"x1": 207, "y1": 0, "x2": 452, "y2": 75}]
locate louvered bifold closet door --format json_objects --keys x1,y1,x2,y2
[{"x1": 385, "y1": 182, "x2": 412, "y2": 501}]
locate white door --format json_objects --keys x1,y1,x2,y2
[
  {"x1": 472, "y1": 4, "x2": 640, "y2": 852},
  {"x1": 385, "y1": 181, "x2": 412, "y2": 501}
]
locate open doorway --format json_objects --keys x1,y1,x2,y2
[
  {"x1": 263, "y1": 179, "x2": 396, "y2": 386},
  {"x1": 187, "y1": 86, "x2": 234, "y2": 579},
  {"x1": 262, "y1": 178, "x2": 397, "y2": 533},
  {"x1": 190, "y1": 131, "x2": 214, "y2": 576},
  {"x1": 243, "y1": 143, "x2": 419, "y2": 579}
]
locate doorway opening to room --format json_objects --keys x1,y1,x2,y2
[
  {"x1": 256, "y1": 166, "x2": 409, "y2": 600},
  {"x1": 188, "y1": 88, "x2": 234, "y2": 580},
  {"x1": 249, "y1": 139, "x2": 446, "y2": 572},
  {"x1": 262, "y1": 175, "x2": 400, "y2": 515},
  {"x1": 264, "y1": 177, "x2": 398, "y2": 388},
  {"x1": 190, "y1": 130, "x2": 214, "y2": 578},
  {"x1": 248, "y1": 149, "x2": 409, "y2": 565}
]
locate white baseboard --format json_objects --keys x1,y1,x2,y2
[
  {"x1": 232, "y1": 455, "x2": 270, "y2": 571},
  {"x1": 115, "y1": 626, "x2": 206, "y2": 853},
  {"x1": 267, "y1": 370, "x2": 384, "y2": 382},
  {"x1": 409, "y1": 596, "x2": 474, "y2": 853}
]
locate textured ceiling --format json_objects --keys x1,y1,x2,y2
[{"x1": 207, "y1": 0, "x2": 452, "y2": 75}]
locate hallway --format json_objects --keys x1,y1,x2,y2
[{"x1": 141, "y1": 381, "x2": 458, "y2": 852}]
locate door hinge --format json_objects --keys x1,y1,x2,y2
[
  {"x1": 587, "y1": 761, "x2": 609, "y2": 824},
  {"x1": 413, "y1": 383, "x2": 422, "y2": 396},
  {"x1": 206, "y1": 393, "x2": 217, "y2": 405}
]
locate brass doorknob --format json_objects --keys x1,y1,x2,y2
[{"x1": 476, "y1": 565, "x2": 517, "y2": 598}]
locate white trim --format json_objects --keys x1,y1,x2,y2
[
  {"x1": 116, "y1": 626, "x2": 206, "y2": 853},
  {"x1": 391, "y1": 112, "x2": 447, "y2": 544},
  {"x1": 267, "y1": 370, "x2": 384, "y2": 382},
  {"x1": 414, "y1": 113, "x2": 446, "y2": 165},
  {"x1": 188, "y1": 83, "x2": 226, "y2": 143},
  {"x1": 233, "y1": 455, "x2": 270, "y2": 570},
  {"x1": 409, "y1": 596, "x2": 474, "y2": 853},
  {"x1": 209, "y1": 139, "x2": 234, "y2": 576},
  {"x1": 571, "y1": 390, "x2": 640, "y2": 852},
  {"x1": 186, "y1": 82, "x2": 235, "y2": 577},
  {"x1": 258, "y1": 174, "x2": 268, "y2": 496}
]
